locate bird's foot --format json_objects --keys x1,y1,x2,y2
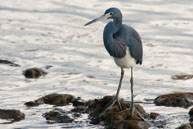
[
  {"x1": 120, "y1": 104, "x2": 146, "y2": 121},
  {"x1": 108, "y1": 97, "x2": 123, "y2": 111},
  {"x1": 130, "y1": 103, "x2": 134, "y2": 119},
  {"x1": 119, "y1": 105, "x2": 153, "y2": 126},
  {"x1": 98, "y1": 97, "x2": 122, "y2": 118},
  {"x1": 116, "y1": 97, "x2": 123, "y2": 111},
  {"x1": 119, "y1": 105, "x2": 134, "y2": 119}
]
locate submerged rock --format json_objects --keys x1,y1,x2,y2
[
  {"x1": 72, "y1": 97, "x2": 85, "y2": 106},
  {"x1": 25, "y1": 101, "x2": 40, "y2": 107},
  {"x1": 26, "y1": 94, "x2": 163, "y2": 128},
  {"x1": 87, "y1": 96, "x2": 151, "y2": 129},
  {"x1": 43, "y1": 108, "x2": 73, "y2": 123},
  {"x1": 149, "y1": 112, "x2": 160, "y2": 120},
  {"x1": 154, "y1": 93, "x2": 193, "y2": 108},
  {"x1": 23, "y1": 68, "x2": 47, "y2": 78},
  {"x1": 0, "y1": 109, "x2": 25, "y2": 123},
  {"x1": 116, "y1": 120, "x2": 151, "y2": 129},
  {"x1": 25, "y1": 93, "x2": 83, "y2": 107},
  {"x1": 177, "y1": 122, "x2": 193, "y2": 129},
  {"x1": 189, "y1": 108, "x2": 193, "y2": 122},
  {"x1": 71, "y1": 105, "x2": 87, "y2": 113},
  {"x1": 0, "y1": 59, "x2": 20, "y2": 67},
  {"x1": 171, "y1": 75, "x2": 193, "y2": 80}
]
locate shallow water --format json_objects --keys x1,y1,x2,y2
[{"x1": 0, "y1": 0, "x2": 193, "y2": 128}]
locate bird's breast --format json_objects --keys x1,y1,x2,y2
[{"x1": 113, "y1": 47, "x2": 136, "y2": 68}]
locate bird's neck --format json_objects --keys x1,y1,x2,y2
[
  {"x1": 103, "y1": 18, "x2": 123, "y2": 57},
  {"x1": 103, "y1": 18, "x2": 122, "y2": 43},
  {"x1": 104, "y1": 17, "x2": 122, "y2": 34},
  {"x1": 113, "y1": 18, "x2": 122, "y2": 33}
]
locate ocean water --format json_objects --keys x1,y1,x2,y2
[{"x1": 0, "y1": 0, "x2": 193, "y2": 128}]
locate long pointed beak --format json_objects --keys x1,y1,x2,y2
[{"x1": 84, "y1": 14, "x2": 108, "y2": 26}]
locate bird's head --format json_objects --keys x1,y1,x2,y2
[
  {"x1": 104, "y1": 8, "x2": 122, "y2": 20},
  {"x1": 84, "y1": 7, "x2": 122, "y2": 26}
]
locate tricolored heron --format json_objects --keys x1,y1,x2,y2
[{"x1": 84, "y1": 7, "x2": 143, "y2": 118}]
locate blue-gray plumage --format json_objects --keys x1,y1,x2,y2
[
  {"x1": 85, "y1": 7, "x2": 143, "y2": 119},
  {"x1": 103, "y1": 8, "x2": 143, "y2": 63}
]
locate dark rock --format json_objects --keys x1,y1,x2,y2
[
  {"x1": 0, "y1": 59, "x2": 20, "y2": 67},
  {"x1": 154, "y1": 93, "x2": 193, "y2": 108},
  {"x1": 115, "y1": 120, "x2": 150, "y2": 129},
  {"x1": 177, "y1": 122, "x2": 193, "y2": 129},
  {"x1": 149, "y1": 112, "x2": 160, "y2": 120},
  {"x1": 189, "y1": 108, "x2": 193, "y2": 122},
  {"x1": 71, "y1": 106, "x2": 86, "y2": 113},
  {"x1": 85, "y1": 99, "x2": 95, "y2": 107},
  {"x1": 43, "y1": 108, "x2": 73, "y2": 123},
  {"x1": 0, "y1": 109, "x2": 25, "y2": 123},
  {"x1": 25, "y1": 101, "x2": 40, "y2": 107},
  {"x1": 171, "y1": 75, "x2": 193, "y2": 80},
  {"x1": 87, "y1": 96, "x2": 150, "y2": 129},
  {"x1": 25, "y1": 93, "x2": 76, "y2": 107},
  {"x1": 43, "y1": 94, "x2": 74, "y2": 106},
  {"x1": 23, "y1": 68, "x2": 47, "y2": 78},
  {"x1": 72, "y1": 97, "x2": 85, "y2": 107},
  {"x1": 73, "y1": 113, "x2": 81, "y2": 117},
  {"x1": 26, "y1": 94, "x2": 163, "y2": 128}
]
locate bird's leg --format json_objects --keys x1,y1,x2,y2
[
  {"x1": 121, "y1": 67, "x2": 148, "y2": 121},
  {"x1": 130, "y1": 67, "x2": 134, "y2": 119},
  {"x1": 115, "y1": 68, "x2": 124, "y2": 111},
  {"x1": 103, "y1": 68, "x2": 124, "y2": 111},
  {"x1": 98, "y1": 68, "x2": 124, "y2": 117}
]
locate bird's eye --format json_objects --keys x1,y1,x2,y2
[{"x1": 110, "y1": 12, "x2": 113, "y2": 15}]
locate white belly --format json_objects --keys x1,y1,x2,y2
[{"x1": 113, "y1": 47, "x2": 136, "y2": 68}]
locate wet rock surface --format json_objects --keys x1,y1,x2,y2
[
  {"x1": 23, "y1": 68, "x2": 47, "y2": 78},
  {"x1": 149, "y1": 112, "x2": 160, "y2": 120},
  {"x1": 25, "y1": 94, "x2": 157, "y2": 128},
  {"x1": 189, "y1": 108, "x2": 193, "y2": 122},
  {"x1": 0, "y1": 109, "x2": 25, "y2": 123},
  {"x1": 24, "y1": 93, "x2": 192, "y2": 128},
  {"x1": 171, "y1": 75, "x2": 193, "y2": 80},
  {"x1": 115, "y1": 120, "x2": 151, "y2": 129},
  {"x1": 71, "y1": 105, "x2": 87, "y2": 113},
  {"x1": 43, "y1": 108, "x2": 73, "y2": 123},
  {"x1": 177, "y1": 122, "x2": 193, "y2": 129},
  {"x1": 86, "y1": 96, "x2": 151, "y2": 129},
  {"x1": 154, "y1": 93, "x2": 193, "y2": 108},
  {"x1": 0, "y1": 59, "x2": 20, "y2": 67},
  {"x1": 25, "y1": 93, "x2": 82, "y2": 107}
]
